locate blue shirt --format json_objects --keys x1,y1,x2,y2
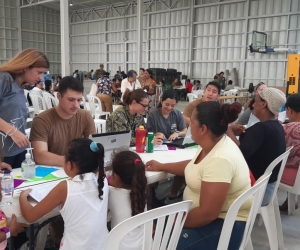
[{"x1": 0, "y1": 73, "x2": 28, "y2": 157}]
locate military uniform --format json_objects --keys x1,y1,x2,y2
[
  {"x1": 94, "y1": 69, "x2": 107, "y2": 79},
  {"x1": 106, "y1": 105, "x2": 146, "y2": 146}
]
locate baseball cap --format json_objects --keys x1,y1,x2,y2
[{"x1": 258, "y1": 88, "x2": 286, "y2": 115}]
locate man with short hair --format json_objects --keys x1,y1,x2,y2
[
  {"x1": 30, "y1": 76, "x2": 95, "y2": 166},
  {"x1": 183, "y1": 82, "x2": 221, "y2": 127},
  {"x1": 114, "y1": 71, "x2": 122, "y2": 81},
  {"x1": 225, "y1": 80, "x2": 234, "y2": 91},
  {"x1": 94, "y1": 64, "x2": 107, "y2": 80},
  {"x1": 219, "y1": 71, "x2": 226, "y2": 90}
]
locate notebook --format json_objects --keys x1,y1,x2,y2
[{"x1": 163, "y1": 126, "x2": 197, "y2": 149}]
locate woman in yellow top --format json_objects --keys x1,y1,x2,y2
[
  {"x1": 146, "y1": 101, "x2": 252, "y2": 249},
  {"x1": 140, "y1": 69, "x2": 156, "y2": 113}
]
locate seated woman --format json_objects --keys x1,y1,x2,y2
[
  {"x1": 106, "y1": 89, "x2": 149, "y2": 146},
  {"x1": 147, "y1": 89, "x2": 187, "y2": 145},
  {"x1": 120, "y1": 70, "x2": 141, "y2": 101},
  {"x1": 280, "y1": 94, "x2": 300, "y2": 211},
  {"x1": 140, "y1": 69, "x2": 157, "y2": 113},
  {"x1": 146, "y1": 101, "x2": 251, "y2": 249},
  {"x1": 237, "y1": 82, "x2": 267, "y2": 125},
  {"x1": 227, "y1": 87, "x2": 286, "y2": 206}
]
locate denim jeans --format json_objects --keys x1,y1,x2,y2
[
  {"x1": 176, "y1": 218, "x2": 246, "y2": 250},
  {"x1": 261, "y1": 182, "x2": 276, "y2": 206}
]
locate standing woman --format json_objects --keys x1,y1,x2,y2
[
  {"x1": 106, "y1": 89, "x2": 149, "y2": 146},
  {"x1": 120, "y1": 70, "x2": 141, "y2": 101},
  {"x1": 140, "y1": 69, "x2": 157, "y2": 112},
  {"x1": 0, "y1": 48, "x2": 49, "y2": 168}
]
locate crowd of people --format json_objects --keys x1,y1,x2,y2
[{"x1": 0, "y1": 48, "x2": 299, "y2": 250}]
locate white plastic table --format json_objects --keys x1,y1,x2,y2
[{"x1": 4, "y1": 147, "x2": 198, "y2": 249}]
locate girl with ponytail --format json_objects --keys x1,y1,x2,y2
[
  {"x1": 19, "y1": 138, "x2": 109, "y2": 250},
  {"x1": 108, "y1": 150, "x2": 148, "y2": 250}
]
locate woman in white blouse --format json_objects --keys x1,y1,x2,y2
[{"x1": 121, "y1": 70, "x2": 141, "y2": 100}]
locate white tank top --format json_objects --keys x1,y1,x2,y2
[{"x1": 59, "y1": 173, "x2": 109, "y2": 250}]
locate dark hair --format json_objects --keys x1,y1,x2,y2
[
  {"x1": 196, "y1": 80, "x2": 201, "y2": 84},
  {"x1": 161, "y1": 89, "x2": 178, "y2": 102},
  {"x1": 58, "y1": 76, "x2": 84, "y2": 96},
  {"x1": 74, "y1": 70, "x2": 79, "y2": 73},
  {"x1": 65, "y1": 138, "x2": 105, "y2": 199},
  {"x1": 145, "y1": 69, "x2": 153, "y2": 78},
  {"x1": 285, "y1": 94, "x2": 300, "y2": 113},
  {"x1": 220, "y1": 71, "x2": 224, "y2": 75},
  {"x1": 254, "y1": 82, "x2": 266, "y2": 91},
  {"x1": 52, "y1": 76, "x2": 55, "y2": 80},
  {"x1": 35, "y1": 81, "x2": 42, "y2": 86},
  {"x1": 127, "y1": 70, "x2": 137, "y2": 78},
  {"x1": 57, "y1": 76, "x2": 62, "y2": 80},
  {"x1": 206, "y1": 81, "x2": 221, "y2": 94},
  {"x1": 111, "y1": 151, "x2": 148, "y2": 216},
  {"x1": 122, "y1": 88, "x2": 148, "y2": 106},
  {"x1": 45, "y1": 80, "x2": 52, "y2": 91},
  {"x1": 112, "y1": 78, "x2": 116, "y2": 82},
  {"x1": 140, "y1": 68, "x2": 145, "y2": 71},
  {"x1": 228, "y1": 80, "x2": 233, "y2": 85},
  {"x1": 214, "y1": 75, "x2": 218, "y2": 79},
  {"x1": 195, "y1": 102, "x2": 241, "y2": 137},
  {"x1": 187, "y1": 79, "x2": 190, "y2": 82},
  {"x1": 160, "y1": 80, "x2": 165, "y2": 85}
]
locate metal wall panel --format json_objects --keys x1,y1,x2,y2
[
  {"x1": 21, "y1": 5, "x2": 61, "y2": 75},
  {"x1": 0, "y1": 0, "x2": 18, "y2": 64}
]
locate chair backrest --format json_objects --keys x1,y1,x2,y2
[
  {"x1": 187, "y1": 93, "x2": 197, "y2": 103},
  {"x1": 86, "y1": 94, "x2": 103, "y2": 116},
  {"x1": 155, "y1": 85, "x2": 163, "y2": 107},
  {"x1": 24, "y1": 89, "x2": 29, "y2": 101},
  {"x1": 292, "y1": 164, "x2": 300, "y2": 190},
  {"x1": 264, "y1": 146, "x2": 293, "y2": 203},
  {"x1": 89, "y1": 83, "x2": 98, "y2": 96},
  {"x1": 81, "y1": 95, "x2": 87, "y2": 110},
  {"x1": 29, "y1": 92, "x2": 46, "y2": 115},
  {"x1": 217, "y1": 173, "x2": 271, "y2": 250},
  {"x1": 104, "y1": 200, "x2": 192, "y2": 250},
  {"x1": 43, "y1": 92, "x2": 58, "y2": 109}
]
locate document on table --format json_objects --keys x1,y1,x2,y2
[
  {"x1": 29, "y1": 181, "x2": 61, "y2": 202},
  {"x1": 154, "y1": 145, "x2": 168, "y2": 151}
]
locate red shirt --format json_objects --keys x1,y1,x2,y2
[{"x1": 186, "y1": 82, "x2": 193, "y2": 93}]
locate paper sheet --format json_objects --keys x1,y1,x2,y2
[
  {"x1": 29, "y1": 181, "x2": 61, "y2": 202},
  {"x1": 154, "y1": 145, "x2": 168, "y2": 151},
  {"x1": 35, "y1": 166, "x2": 58, "y2": 177}
]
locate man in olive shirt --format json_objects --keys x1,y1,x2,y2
[
  {"x1": 94, "y1": 64, "x2": 107, "y2": 80},
  {"x1": 183, "y1": 82, "x2": 221, "y2": 127},
  {"x1": 30, "y1": 76, "x2": 95, "y2": 167}
]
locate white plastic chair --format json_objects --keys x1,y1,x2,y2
[
  {"x1": 94, "y1": 119, "x2": 106, "y2": 133},
  {"x1": 279, "y1": 163, "x2": 300, "y2": 215},
  {"x1": 104, "y1": 200, "x2": 192, "y2": 250},
  {"x1": 89, "y1": 83, "x2": 98, "y2": 96},
  {"x1": 187, "y1": 93, "x2": 197, "y2": 103},
  {"x1": 43, "y1": 92, "x2": 58, "y2": 109},
  {"x1": 155, "y1": 85, "x2": 163, "y2": 107},
  {"x1": 29, "y1": 92, "x2": 46, "y2": 116},
  {"x1": 86, "y1": 94, "x2": 110, "y2": 119},
  {"x1": 256, "y1": 146, "x2": 293, "y2": 250},
  {"x1": 217, "y1": 172, "x2": 271, "y2": 250}
]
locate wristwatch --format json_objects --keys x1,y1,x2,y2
[{"x1": 0, "y1": 227, "x2": 10, "y2": 239}]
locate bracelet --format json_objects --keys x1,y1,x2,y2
[
  {"x1": 6, "y1": 125, "x2": 14, "y2": 135},
  {"x1": 8, "y1": 126, "x2": 17, "y2": 136}
]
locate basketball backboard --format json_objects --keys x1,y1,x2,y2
[{"x1": 252, "y1": 31, "x2": 268, "y2": 50}]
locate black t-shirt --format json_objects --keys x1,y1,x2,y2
[{"x1": 239, "y1": 120, "x2": 285, "y2": 183}]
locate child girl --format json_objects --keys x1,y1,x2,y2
[
  {"x1": 108, "y1": 150, "x2": 148, "y2": 250},
  {"x1": 19, "y1": 138, "x2": 109, "y2": 250}
]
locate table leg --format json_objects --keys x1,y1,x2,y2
[
  {"x1": 9, "y1": 236, "x2": 14, "y2": 250},
  {"x1": 29, "y1": 224, "x2": 35, "y2": 250}
]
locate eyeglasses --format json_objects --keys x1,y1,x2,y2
[{"x1": 138, "y1": 102, "x2": 149, "y2": 109}]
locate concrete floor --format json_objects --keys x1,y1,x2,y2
[{"x1": 176, "y1": 100, "x2": 300, "y2": 250}]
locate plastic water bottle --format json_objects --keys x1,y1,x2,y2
[
  {"x1": 21, "y1": 148, "x2": 36, "y2": 179},
  {"x1": 146, "y1": 132, "x2": 154, "y2": 153},
  {"x1": 1, "y1": 170, "x2": 14, "y2": 206}
]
